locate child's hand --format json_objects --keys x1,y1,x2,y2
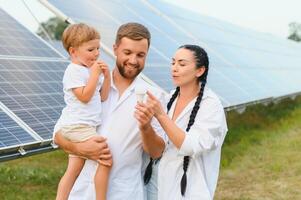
[
  {"x1": 99, "y1": 61, "x2": 110, "y2": 78},
  {"x1": 90, "y1": 60, "x2": 105, "y2": 75}
]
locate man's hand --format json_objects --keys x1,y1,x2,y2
[
  {"x1": 55, "y1": 133, "x2": 112, "y2": 163},
  {"x1": 76, "y1": 136, "x2": 112, "y2": 162},
  {"x1": 134, "y1": 101, "x2": 154, "y2": 130}
]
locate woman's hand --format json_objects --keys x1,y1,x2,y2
[
  {"x1": 145, "y1": 91, "x2": 165, "y2": 118},
  {"x1": 134, "y1": 91, "x2": 165, "y2": 129}
]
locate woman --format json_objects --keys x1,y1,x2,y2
[{"x1": 135, "y1": 45, "x2": 228, "y2": 199}]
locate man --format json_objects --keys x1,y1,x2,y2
[{"x1": 54, "y1": 22, "x2": 166, "y2": 199}]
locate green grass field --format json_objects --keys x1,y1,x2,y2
[
  {"x1": 215, "y1": 96, "x2": 301, "y2": 200},
  {"x1": 1, "y1": 96, "x2": 301, "y2": 200}
]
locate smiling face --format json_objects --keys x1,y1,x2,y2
[
  {"x1": 171, "y1": 48, "x2": 205, "y2": 87},
  {"x1": 70, "y1": 39, "x2": 100, "y2": 67},
  {"x1": 113, "y1": 37, "x2": 148, "y2": 80}
]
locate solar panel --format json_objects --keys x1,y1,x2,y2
[
  {"x1": 0, "y1": 8, "x2": 62, "y2": 58},
  {"x1": 44, "y1": 0, "x2": 301, "y2": 107},
  {"x1": 0, "y1": 58, "x2": 68, "y2": 140},
  {"x1": 148, "y1": 0, "x2": 301, "y2": 100},
  {"x1": 45, "y1": 0, "x2": 175, "y2": 91},
  {"x1": 0, "y1": 108, "x2": 37, "y2": 149},
  {"x1": 0, "y1": 5, "x2": 124, "y2": 160},
  {"x1": 0, "y1": 7, "x2": 73, "y2": 160}
]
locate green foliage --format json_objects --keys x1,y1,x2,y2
[
  {"x1": 288, "y1": 22, "x2": 301, "y2": 42},
  {"x1": 36, "y1": 17, "x2": 68, "y2": 40}
]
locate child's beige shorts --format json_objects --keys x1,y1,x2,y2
[
  {"x1": 60, "y1": 124, "x2": 97, "y2": 142},
  {"x1": 60, "y1": 124, "x2": 98, "y2": 158}
]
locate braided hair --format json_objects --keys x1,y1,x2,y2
[{"x1": 144, "y1": 45, "x2": 209, "y2": 197}]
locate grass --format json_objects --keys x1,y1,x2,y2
[
  {"x1": 215, "y1": 96, "x2": 301, "y2": 200},
  {"x1": 0, "y1": 150, "x2": 67, "y2": 200},
  {"x1": 0, "y1": 96, "x2": 301, "y2": 199}
]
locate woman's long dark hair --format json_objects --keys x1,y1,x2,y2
[{"x1": 144, "y1": 45, "x2": 209, "y2": 196}]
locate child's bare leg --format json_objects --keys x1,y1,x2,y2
[
  {"x1": 56, "y1": 156, "x2": 85, "y2": 200},
  {"x1": 95, "y1": 164, "x2": 111, "y2": 200}
]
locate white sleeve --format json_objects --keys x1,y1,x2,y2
[
  {"x1": 150, "y1": 90, "x2": 169, "y2": 145},
  {"x1": 63, "y1": 67, "x2": 87, "y2": 90},
  {"x1": 178, "y1": 98, "x2": 227, "y2": 158}
]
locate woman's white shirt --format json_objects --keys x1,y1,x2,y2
[{"x1": 158, "y1": 87, "x2": 228, "y2": 200}]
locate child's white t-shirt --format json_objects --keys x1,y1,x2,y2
[{"x1": 54, "y1": 63, "x2": 103, "y2": 133}]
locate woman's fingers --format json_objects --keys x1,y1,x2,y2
[
  {"x1": 135, "y1": 103, "x2": 154, "y2": 117},
  {"x1": 146, "y1": 91, "x2": 157, "y2": 100}
]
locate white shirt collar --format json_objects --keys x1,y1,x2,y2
[{"x1": 110, "y1": 70, "x2": 141, "y2": 93}]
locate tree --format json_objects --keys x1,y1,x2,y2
[
  {"x1": 36, "y1": 17, "x2": 68, "y2": 40},
  {"x1": 288, "y1": 22, "x2": 301, "y2": 42}
]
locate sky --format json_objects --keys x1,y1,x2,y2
[{"x1": 0, "y1": 0, "x2": 301, "y2": 39}]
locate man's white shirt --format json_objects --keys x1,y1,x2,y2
[{"x1": 68, "y1": 73, "x2": 167, "y2": 200}]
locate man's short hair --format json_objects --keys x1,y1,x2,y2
[
  {"x1": 115, "y1": 22, "x2": 151, "y2": 47},
  {"x1": 62, "y1": 23, "x2": 100, "y2": 54}
]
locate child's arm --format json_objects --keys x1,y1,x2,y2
[
  {"x1": 95, "y1": 165, "x2": 111, "y2": 200},
  {"x1": 95, "y1": 157, "x2": 113, "y2": 200},
  {"x1": 99, "y1": 63, "x2": 111, "y2": 102},
  {"x1": 73, "y1": 61, "x2": 103, "y2": 103}
]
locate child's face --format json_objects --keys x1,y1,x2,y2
[{"x1": 71, "y1": 39, "x2": 100, "y2": 67}]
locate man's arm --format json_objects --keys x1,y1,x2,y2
[
  {"x1": 134, "y1": 99, "x2": 165, "y2": 158},
  {"x1": 54, "y1": 132, "x2": 112, "y2": 163},
  {"x1": 139, "y1": 124, "x2": 165, "y2": 158}
]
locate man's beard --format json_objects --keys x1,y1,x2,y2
[{"x1": 116, "y1": 61, "x2": 143, "y2": 79}]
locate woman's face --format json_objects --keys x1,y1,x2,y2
[{"x1": 171, "y1": 48, "x2": 205, "y2": 87}]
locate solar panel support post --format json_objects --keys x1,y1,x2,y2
[
  {"x1": 18, "y1": 147, "x2": 27, "y2": 156},
  {"x1": 51, "y1": 142, "x2": 58, "y2": 149},
  {"x1": 236, "y1": 106, "x2": 246, "y2": 114}
]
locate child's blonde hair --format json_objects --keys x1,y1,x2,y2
[{"x1": 62, "y1": 23, "x2": 100, "y2": 54}]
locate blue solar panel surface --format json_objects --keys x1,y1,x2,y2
[
  {"x1": 0, "y1": 109, "x2": 36, "y2": 149},
  {"x1": 46, "y1": 0, "x2": 301, "y2": 107},
  {"x1": 0, "y1": 9, "x2": 62, "y2": 58},
  {"x1": 47, "y1": 0, "x2": 175, "y2": 92},
  {"x1": 149, "y1": 0, "x2": 301, "y2": 99},
  {"x1": 0, "y1": 59, "x2": 68, "y2": 140}
]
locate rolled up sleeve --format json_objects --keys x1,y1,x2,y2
[
  {"x1": 151, "y1": 90, "x2": 169, "y2": 145},
  {"x1": 178, "y1": 99, "x2": 226, "y2": 158}
]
